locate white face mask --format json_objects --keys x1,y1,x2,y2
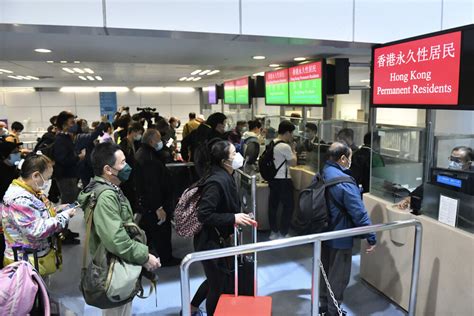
[
  {"x1": 230, "y1": 153, "x2": 244, "y2": 170},
  {"x1": 36, "y1": 173, "x2": 50, "y2": 191}
]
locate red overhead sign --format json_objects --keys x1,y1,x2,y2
[
  {"x1": 265, "y1": 69, "x2": 289, "y2": 84},
  {"x1": 372, "y1": 31, "x2": 461, "y2": 105},
  {"x1": 289, "y1": 61, "x2": 322, "y2": 82}
]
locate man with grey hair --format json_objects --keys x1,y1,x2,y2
[{"x1": 134, "y1": 129, "x2": 181, "y2": 266}]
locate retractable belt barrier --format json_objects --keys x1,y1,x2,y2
[{"x1": 180, "y1": 219, "x2": 422, "y2": 316}]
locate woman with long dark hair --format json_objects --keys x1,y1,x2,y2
[{"x1": 191, "y1": 140, "x2": 256, "y2": 316}]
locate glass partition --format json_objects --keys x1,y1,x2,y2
[
  {"x1": 370, "y1": 125, "x2": 426, "y2": 202},
  {"x1": 421, "y1": 133, "x2": 474, "y2": 233}
]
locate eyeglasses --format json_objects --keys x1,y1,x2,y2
[{"x1": 448, "y1": 156, "x2": 463, "y2": 163}]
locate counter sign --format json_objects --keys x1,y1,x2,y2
[{"x1": 372, "y1": 31, "x2": 461, "y2": 105}]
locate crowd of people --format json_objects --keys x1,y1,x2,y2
[{"x1": 2, "y1": 107, "x2": 470, "y2": 316}]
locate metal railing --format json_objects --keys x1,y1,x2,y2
[
  {"x1": 180, "y1": 219, "x2": 422, "y2": 316},
  {"x1": 165, "y1": 162, "x2": 195, "y2": 168}
]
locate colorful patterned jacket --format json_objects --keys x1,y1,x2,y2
[{"x1": 1, "y1": 179, "x2": 70, "y2": 260}]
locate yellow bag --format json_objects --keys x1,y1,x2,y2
[{"x1": 4, "y1": 249, "x2": 62, "y2": 276}]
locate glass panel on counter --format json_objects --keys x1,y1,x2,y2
[
  {"x1": 420, "y1": 131, "x2": 474, "y2": 233},
  {"x1": 370, "y1": 125, "x2": 426, "y2": 202}
]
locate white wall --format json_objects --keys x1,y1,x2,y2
[
  {"x1": 435, "y1": 110, "x2": 474, "y2": 134},
  {"x1": 0, "y1": 91, "x2": 200, "y2": 131},
  {"x1": 334, "y1": 90, "x2": 362, "y2": 121},
  {"x1": 376, "y1": 108, "x2": 426, "y2": 127},
  {"x1": 1, "y1": 0, "x2": 473, "y2": 43}
]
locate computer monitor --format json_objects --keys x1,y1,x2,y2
[{"x1": 430, "y1": 167, "x2": 474, "y2": 195}]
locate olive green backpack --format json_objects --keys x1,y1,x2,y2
[{"x1": 80, "y1": 184, "x2": 155, "y2": 309}]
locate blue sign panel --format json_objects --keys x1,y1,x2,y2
[{"x1": 99, "y1": 92, "x2": 117, "y2": 122}]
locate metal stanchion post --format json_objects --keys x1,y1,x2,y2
[
  {"x1": 408, "y1": 222, "x2": 423, "y2": 315},
  {"x1": 311, "y1": 240, "x2": 322, "y2": 316}
]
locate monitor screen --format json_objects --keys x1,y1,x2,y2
[
  {"x1": 265, "y1": 69, "x2": 289, "y2": 105},
  {"x1": 224, "y1": 80, "x2": 236, "y2": 104},
  {"x1": 235, "y1": 77, "x2": 250, "y2": 105},
  {"x1": 372, "y1": 30, "x2": 462, "y2": 107},
  {"x1": 289, "y1": 61, "x2": 324, "y2": 105},
  {"x1": 206, "y1": 85, "x2": 217, "y2": 104},
  {"x1": 436, "y1": 175, "x2": 462, "y2": 188}
]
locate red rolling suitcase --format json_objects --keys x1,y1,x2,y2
[{"x1": 215, "y1": 225, "x2": 272, "y2": 316}]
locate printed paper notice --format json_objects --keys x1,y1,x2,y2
[{"x1": 438, "y1": 195, "x2": 459, "y2": 227}]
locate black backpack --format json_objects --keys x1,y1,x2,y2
[
  {"x1": 292, "y1": 172, "x2": 356, "y2": 235},
  {"x1": 258, "y1": 140, "x2": 286, "y2": 181}
]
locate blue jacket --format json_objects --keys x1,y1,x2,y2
[{"x1": 322, "y1": 161, "x2": 376, "y2": 249}]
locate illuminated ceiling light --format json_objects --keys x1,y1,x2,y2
[
  {"x1": 78, "y1": 76, "x2": 87, "y2": 81},
  {"x1": 60, "y1": 87, "x2": 96, "y2": 93},
  {"x1": 73, "y1": 61, "x2": 81, "y2": 64},
  {"x1": 86, "y1": 76, "x2": 95, "y2": 81},
  {"x1": 95, "y1": 76, "x2": 102, "y2": 81},
  {"x1": 360, "y1": 79, "x2": 370, "y2": 83},
  {"x1": 0, "y1": 87, "x2": 35, "y2": 93},
  {"x1": 25, "y1": 76, "x2": 40, "y2": 80},
  {"x1": 193, "y1": 77, "x2": 202, "y2": 81},
  {"x1": 8, "y1": 75, "x2": 21, "y2": 80},
  {"x1": 253, "y1": 72, "x2": 265, "y2": 76},
  {"x1": 34, "y1": 48, "x2": 52, "y2": 53},
  {"x1": 46, "y1": 61, "x2": 54, "y2": 63},
  {"x1": 269, "y1": 64, "x2": 280, "y2": 67},
  {"x1": 163, "y1": 87, "x2": 195, "y2": 93},
  {"x1": 294, "y1": 57, "x2": 307, "y2": 61},
  {"x1": 0, "y1": 69, "x2": 14, "y2": 74},
  {"x1": 133, "y1": 87, "x2": 165, "y2": 93},
  {"x1": 199, "y1": 70, "x2": 211, "y2": 75},
  {"x1": 62, "y1": 67, "x2": 75, "y2": 74},
  {"x1": 96, "y1": 87, "x2": 129, "y2": 92},
  {"x1": 179, "y1": 77, "x2": 187, "y2": 81},
  {"x1": 299, "y1": 60, "x2": 311, "y2": 65},
  {"x1": 19, "y1": 76, "x2": 31, "y2": 80},
  {"x1": 73, "y1": 68, "x2": 84, "y2": 74},
  {"x1": 60, "y1": 61, "x2": 68, "y2": 64},
  {"x1": 207, "y1": 70, "x2": 220, "y2": 75},
  {"x1": 252, "y1": 56, "x2": 266, "y2": 60},
  {"x1": 186, "y1": 77, "x2": 195, "y2": 81},
  {"x1": 84, "y1": 68, "x2": 94, "y2": 74},
  {"x1": 191, "y1": 70, "x2": 202, "y2": 75}
]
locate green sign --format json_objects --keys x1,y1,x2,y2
[
  {"x1": 289, "y1": 79, "x2": 322, "y2": 105},
  {"x1": 289, "y1": 61, "x2": 323, "y2": 105},
  {"x1": 235, "y1": 78, "x2": 249, "y2": 104},
  {"x1": 265, "y1": 69, "x2": 289, "y2": 104},
  {"x1": 224, "y1": 81, "x2": 236, "y2": 104}
]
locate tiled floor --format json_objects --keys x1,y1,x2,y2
[{"x1": 48, "y1": 212, "x2": 406, "y2": 315}]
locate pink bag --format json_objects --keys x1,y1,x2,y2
[
  {"x1": 0, "y1": 261, "x2": 51, "y2": 316},
  {"x1": 174, "y1": 186, "x2": 203, "y2": 238}
]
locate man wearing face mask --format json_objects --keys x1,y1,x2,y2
[
  {"x1": 319, "y1": 142, "x2": 376, "y2": 316},
  {"x1": 134, "y1": 129, "x2": 181, "y2": 266},
  {"x1": 398, "y1": 146, "x2": 473, "y2": 211},
  {"x1": 119, "y1": 122, "x2": 144, "y2": 210},
  {"x1": 78, "y1": 142, "x2": 160, "y2": 315}
]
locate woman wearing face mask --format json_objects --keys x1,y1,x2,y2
[
  {"x1": 190, "y1": 140, "x2": 256, "y2": 316},
  {"x1": 1, "y1": 152, "x2": 76, "y2": 275},
  {"x1": 0, "y1": 141, "x2": 21, "y2": 268}
]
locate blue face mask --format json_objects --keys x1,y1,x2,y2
[
  {"x1": 448, "y1": 160, "x2": 464, "y2": 170},
  {"x1": 155, "y1": 141, "x2": 163, "y2": 152},
  {"x1": 8, "y1": 152, "x2": 21, "y2": 166},
  {"x1": 113, "y1": 163, "x2": 132, "y2": 182}
]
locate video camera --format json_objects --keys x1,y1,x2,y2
[{"x1": 136, "y1": 107, "x2": 160, "y2": 125}]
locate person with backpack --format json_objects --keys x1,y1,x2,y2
[
  {"x1": 77, "y1": 142, "x2": 161, "y2": 316},
  {"x1": 241, "y1": 119, "x2": 262, "y2": 175},
  {"x1": 319, "y1": 142, "x2": 377, "y2": 316},
  {"x1": 266, "y1": 120, "x2": 297, "y2": 240},
  {"x1": 1, "y1": 153, "x2": 76, "y2": 275},
  {"x1": 189, "y1": 140, "x2": 256, "y2": 316}
]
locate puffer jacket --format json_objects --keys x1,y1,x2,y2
[
  {"x1": 322, "y1": 161, "x2": 376, "y2": 249},
  {"x1": 78, "y1": 176, "x2": 148, "y2": 265},
  {"x1": 1, "y1": 181, "x2": 69, "y2": 260}
]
